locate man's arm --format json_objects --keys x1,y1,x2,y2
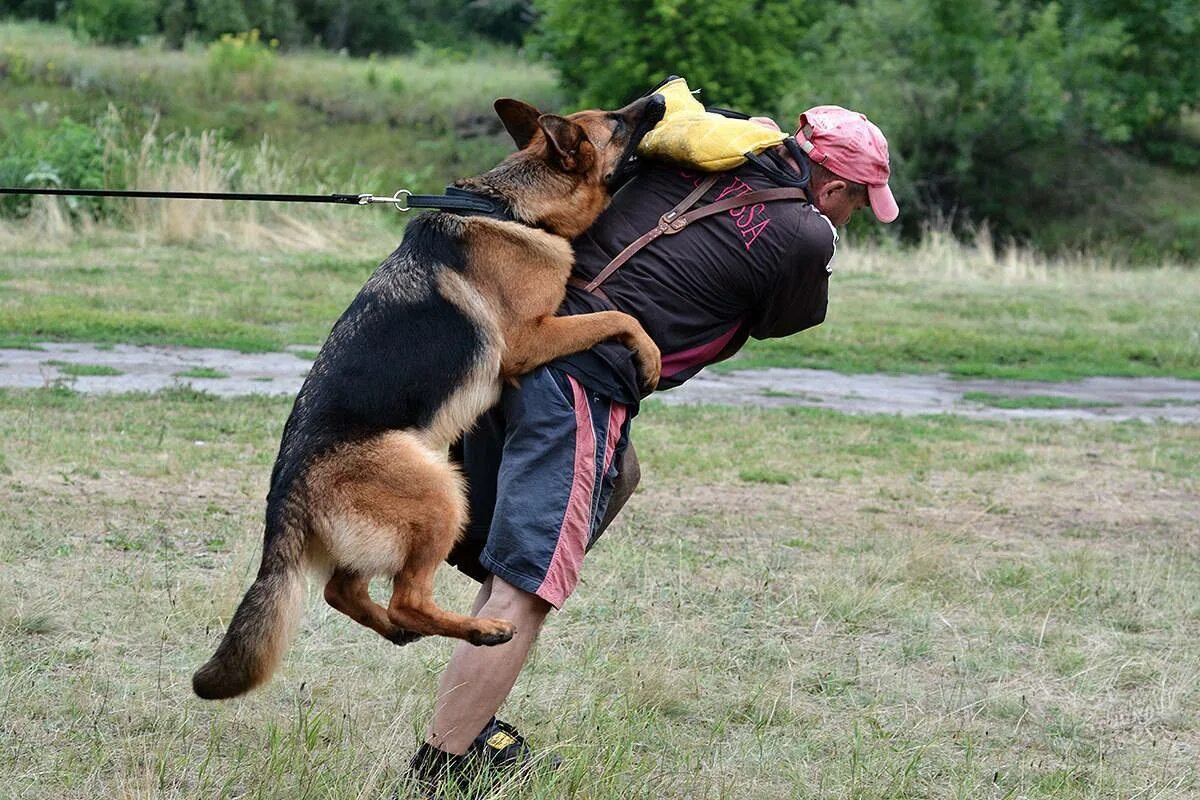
[{"x1": 747, "y1": 211, "x2": 836, "y2": 340}]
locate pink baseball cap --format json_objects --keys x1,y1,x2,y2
[{"x1": 796, "y1": 105, "x2": 899, "y2": 223}]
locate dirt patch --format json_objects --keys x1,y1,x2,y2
[
  {"x1": 0, "y1": 342, "x2": 313, "y2": 396},
  {"x1": 663, "y1": 368, "x2": 1200, "y2": 423},
  {"x1": 3, "y1": 342, "x2": 1200, "y2": 422}
]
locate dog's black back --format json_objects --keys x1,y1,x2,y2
[{"x1": 265, "y1": 214, "x2": 483, "y2": 535}]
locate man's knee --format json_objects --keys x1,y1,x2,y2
[
  {"x1": 617, "y1": 442, "x2": 641, "y2": 492},
  {"x1": 481, "y1": 576, "x2": 552, "y2": 622},
  {"x1": 597, "y1": 442, "x2": 640, "y2": 536}
]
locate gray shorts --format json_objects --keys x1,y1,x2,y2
[{"x1": 446, "y1": 365, "x2": 631, "y2": 608}]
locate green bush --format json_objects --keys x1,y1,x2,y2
[
  {"x1": 161, "y1": 0, "x2": 191, "y2": 48},
  {"x1": 0, "y1": 0, "x2": 58, "y2": 21},
  {"x1": 195, "y1": 0, "x2": 250, "y2": 39},
  {"x1": 533, "y1": 0, "x2": 1200, "y2": 257},
  {"x1": 207, "y1": 28, "x2": 276, "y2": 72},
  {"x1": 0, "y1": 44, "x2": 34, "y2": 84},
  {"x1": 161, "y1": 0, "x2": 301, "y2": 48},
  {"x1": 295, "y1": 0, "x2": 416, "y2": 55},
  {"x1": 0, "y1": 154, "x2": 33, "y2": 216},
  {"x1": 806, "y1": 0, "x2": 1200, "y2": 250},
  {"x1": 5, "y1": 0, "x2": 535, "y2": 53},
  {"x1": 240, "y1": 0, "x2": 301, "y2": 44},
  {"x1": 0, "y1": 115, "x2": 109, "y2": 219},
  {"x1": 464, "y1": 0, "x2": 535, "y2": 45},
  {"x1": 205, "y1": 28, "x2": 277, "y2": 95},
  {"x1": 71, "y1": 0, "x2": 158, "y2": 44},
  {"x1": 533, "y1": 0, "x2": 812, "y2": 111},
  {"x1": 1060, "y1": 0, "x2": 1200, "y2": 155}
]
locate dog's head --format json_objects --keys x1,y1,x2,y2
[{"x1": 486, "y1": 94, "x2": 666, "y2": 238}]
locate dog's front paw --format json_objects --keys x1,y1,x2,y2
[
  {"x1": 633, "y1": 336, "x2": 661, "y2": 391},
  {"x1": 388, "y1": 628, "x2": 423, "y2": 647},
  {"x1": 468, "y1": 618, "x2": 517, "y2": 646}
]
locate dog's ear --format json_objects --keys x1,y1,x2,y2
[
  {"x1": 537, "y1": 114, "x2": 587, "y2": 172},
  {"x1": 494, "y1": 98, "x2": 542, "y2": 149}
]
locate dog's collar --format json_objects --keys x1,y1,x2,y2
[{"x1": 407, "y1": 186, "x2": 516, "y2": 221}]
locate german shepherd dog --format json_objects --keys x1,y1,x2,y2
[{"x1": 192, "y1": 95, "x2": 665, "y2": 700}]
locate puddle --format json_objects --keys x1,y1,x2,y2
[{"x1": 3, "y1": 343, "x2": 1199, "y2": 423}]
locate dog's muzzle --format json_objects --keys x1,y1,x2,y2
[{"x1": 606, "y1": 93, "x2": 667, "y2": 192}]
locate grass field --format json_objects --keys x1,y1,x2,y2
[
  {"x1": 732, "y1": 233, "x2": 1200, "y2": 379},
  {"x1": 3, "y1": 17, "x2": 1200, "y2": 262},
  {"x1": 2, "y1": 21, "x2": 1199, "y2": 380},
  {"x1": 2, "y1": 18, "x2": 1199, "y2": 799},
  {"x1": 0, "y1": 388, "x2": 1196, "y2": 798}
]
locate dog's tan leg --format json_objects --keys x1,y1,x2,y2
[
  {"x1": 316, "y1": 431, "x2": 515, "y2": 647},
  {"x1": 387, "y1": 541, "x2": 517, "y2": 646},
  {"x1": 504, "y1": 312, "x2": 661, "y2": 388},
  {"x1": 323, "y1": 570, "x2": 420, "y2": 646}
]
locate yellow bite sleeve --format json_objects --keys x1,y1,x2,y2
[{"x1": 636, "y1": 78, "x2": 787, "y2": 171}]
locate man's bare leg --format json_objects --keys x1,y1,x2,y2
[
  {"x1": 426, "y1": 576, "x2": 551, "y2": 754},
  {"x1": 423, "y1": 444, "x2": 641, "y2": 755}
]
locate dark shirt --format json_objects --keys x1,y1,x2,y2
[{"x1": 551, "y1": 159, "x2": 837, "y2": 408}]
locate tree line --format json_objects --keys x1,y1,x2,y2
[
  {"x1": 0, "y1": 0, "x2": 533, "y2": 52},
  {"x1": 535, "y1": 0, "x2": 1199, "y2": 254},
  {"x1": 2, "y1": 0, "x2": 1196, "y2": 256}
]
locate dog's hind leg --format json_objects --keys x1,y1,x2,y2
[
  {"x1": 387, "y1": 535, "x2": 516, "y2": 646},
  {"x1": 379, "y1": 447, "x2": 516, "y2": 646},
  {"x1": 323, "y1": 570, "x2": 420, "y2": 646},
  {"x1": 316, "y1": 431, "x2": 515, "y2": 647}
]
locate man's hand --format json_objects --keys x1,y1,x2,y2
[{"x1": 749, "y1": 116, "x2": 782, "y2": 132}]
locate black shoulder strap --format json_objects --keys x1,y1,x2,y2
[
  {"x1": 705, "y1": 106, "x2": 751, "y2": 120},
  {"x1": 743, "y1": 138, "x2": 813, "y2": 194}
]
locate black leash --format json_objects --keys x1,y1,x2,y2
[{"x1": 0, "y1": 185, "x2": 514, "y2": 218}]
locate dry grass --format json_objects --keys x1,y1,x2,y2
[
  {"x1": 0, "y1": 391, "x2": 1196, "y2": 798},
  {"x1": 0, "y1": 110, "x2": 364, "y2": 252},
  {"x1": 0, "y1": 20, "x2": 560, "y2": 253},
  {"x1": 736, "y1": 230, "x2": 1200, "y2": 379},
  {"x1": 840, "y1": 225, "x2": 1195, "y2": 279}
]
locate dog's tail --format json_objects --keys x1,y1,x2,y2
[{"x1": 192, "y1": 505, "x2": 306, "y2": 700}]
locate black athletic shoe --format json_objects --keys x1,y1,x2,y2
[
  {"x1": 468, "y1": 717, "x2": 561, "y2": 772},
  {"x1": 406, "y1": 743, "x2": 472, "y2": 798},
  {"x1": 404, "y1": 719, "x2": 559, "y2": 798}
]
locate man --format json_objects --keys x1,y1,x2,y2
[{"x1": 409, "y1": 104, "x2": 898, "y2": 792}]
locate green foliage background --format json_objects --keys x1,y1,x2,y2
[
  {"x1": 0, "y1": 0, "x2": 536, "y2": 52},
  {"x1": 533, "y1": 0, "x2": 1200, "y2": 258},
  {"x1": 0, "y1": 0, "x2": 1197, "y2": 258},
  {"x1": 534, "y1": 0, "x2": 813, "y2": 114}
]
